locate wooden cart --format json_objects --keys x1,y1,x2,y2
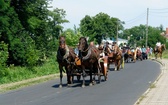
[{"x1": 98, "y1": 56, "x2": 108, "y2": 81}]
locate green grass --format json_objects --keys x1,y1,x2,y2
[
  {"x1": 162, "y1": 50, "x2": 168, "y2": 59},
  {"x1": 148, "y1": 49, "x2": 168, "y2": 59},
  {"x1": 0, "y1": 56, "x2": 59, "y2": 85}
]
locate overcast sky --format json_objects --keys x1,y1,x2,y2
[{"x1": 50, "y1": 0, "x2": 168, "y2": 30}]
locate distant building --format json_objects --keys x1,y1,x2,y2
[
  {"x1": 101, "y1": 38, "x2": 128, "y2": 46},
  {"x1": 117, "y1": 38, "x2": 128, "y2": 46}
]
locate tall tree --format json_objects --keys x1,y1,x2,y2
[{"x1": 80, "y1": 12, "x2": 123, "y2": 44}]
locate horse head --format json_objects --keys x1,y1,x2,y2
[
  {"x1": 114, "y1": 45, "x2": 120, "y2": 55},
  {"x1": 78, "y1": 37, "x2": 88, "y2": 52},
  {"x1": 57, "y1": 36, "x2": 70, "y2": 60},
  {"x1": 59, "y1": 36, "x2": 66, "y2": 50},
  {"x1": 78, "y1": 37, "x2": 89, "y2": 60}
]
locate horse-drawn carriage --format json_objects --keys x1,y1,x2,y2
[
  {"x1": 122, "y1": 47, "x2": 137, "y2": 63},
  {"x1": 98, "y1": 42, "x2": 124, "y2": 71},
  {"x1": 56, "y1": 36, "x2": 108, "y2": 88},
  {"x1": 72, "y1": 55, "x2": 108, "y2": 84}
]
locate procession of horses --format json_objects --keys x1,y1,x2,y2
[{"x1": 56, "y1": 36, "x2": 166, "y2": 88}]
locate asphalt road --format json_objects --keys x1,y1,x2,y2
[{"x1": 0, "y1": 60, "x2": 161, "y2": 105}]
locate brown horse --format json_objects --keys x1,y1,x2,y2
[
  {"x1": 136, "y1": 49, "x2": 143, "y2": 61},
  {"x1": 106, "y1": 45, "x2": 124, "y2": 71},
  {"x1": 124, "y1": 48, "x2": 137, "y2": 63},
  {"x1": 153, "y1": 44, "x2": 166, "y2": 59},
  {"x1": 78, "y1": 37, "x2": 100, "y2": 87},
  {"x1": 56, "y1": 36, "x2": 76, "y2": 88}
]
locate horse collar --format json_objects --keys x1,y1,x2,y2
[
  {"x1": 82, "y1": 48, "x2": 91, "y2": 60},
  {"x1": 63, "y1": 45, "x2": 70, "y2": 59}
]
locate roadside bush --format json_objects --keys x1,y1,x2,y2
[
  {"x1": 0, "y1": 41, "x2": 9, "y2": 77},
  {"x1": 163, "y1": 50, "x2": 168, "y2": 59}
]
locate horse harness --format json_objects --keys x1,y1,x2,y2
[
  {"x1": 80, "y1": 46, "x2": 99, "y2": 61},
  {"x1": 57, "y1": 45, "x2": 76, "y2": 65}
]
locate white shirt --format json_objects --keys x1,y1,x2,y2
[{"x1": 156, "y1": 42, "x2": 161, "y2": 46}]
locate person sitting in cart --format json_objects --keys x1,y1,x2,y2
[
  {"x1": 111, "y1": 41, "x2": 117, "y2": 51},
  {"x1": 74, "y1": 44, "x2": 79, "y2": 56}
]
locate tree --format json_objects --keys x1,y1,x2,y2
[
  {"x1": 47, "y1": 8, "x2": 69, "y2": 52},
  {"x1": 80, "y1": 12, "x2": 123, "y2": 44},
  {"x1": 63, "y1": 28, "x2": 82, "y2": 47}
]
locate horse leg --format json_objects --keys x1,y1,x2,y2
[
  {"x1": 59, "y1": 66, "x2": 63, "y2": 88},
  {"x1": 65, "y1": 66, "x2": 71, "y2": 87},
  {"x1": 82, "y1": 67, "x2": 86, "y2": 88},
  {"x1": 160, "y1": 53, "x2": 162, "y2": 59},
  {"x1": 89, "y1": 67, "x2": 93, "y2": 86},
  {"x1": 114, "y1": 61, "x2": 118, "y2": 71},
  {"x1": 155, "y1": 53, "x2": 157, "y2": 59},
  {"x1": 120, "y1": 57, "x2": 123, "y2": 69},
  {"x1": 117, "y1": 60, "x2": 121, "y2": 71},
  {"x1": 114, "y1": 61, "x2": 117, "y2": 71}
]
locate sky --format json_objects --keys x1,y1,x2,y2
[{"x1": 50, "y1": 0, "x2": 168, "y2": 30}]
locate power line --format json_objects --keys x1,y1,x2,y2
[
  {"x1": 124, "y1": 12, "x2": 146, "y2": 24},
  {"x1": 150, "y1": 8, "x2": 168, "y2": 11},
  {"x1": 149, "y1": 8, "x2": 168, "y2": 18},
  {"x1": 124, "y1": 8, "x2": 168, "y2": 28},
  {"x1": 149, "y1": 8, "x2": 168, "y2": 14}
]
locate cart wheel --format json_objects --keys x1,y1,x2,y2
[{"x1": 77, "y1": 75, "x2": 81, "y2": 81}]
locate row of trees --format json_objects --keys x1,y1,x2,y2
[
  {"x1": 122, "y1": 25, "x2": 166, "y2": 48},
  {"x1": 0, "y1": 0, "x2": 167, "y2": 71},
  {"x1": 79, "y1": 13, "x2": 167, "y2": 48}
]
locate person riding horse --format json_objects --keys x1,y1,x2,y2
[
  {"x1": 106, "y1": 41, "x2": 124, "y2": 70},
  {"x1": 155, "y1": 42, "x2": 161, "y2": 51},
  {"x1": 154, "y1": 43, "x2": 166, "y2": 59}
]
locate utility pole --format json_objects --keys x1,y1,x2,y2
[{"x1": 146, "y1": 8, "x2": 149, "y2": 48}]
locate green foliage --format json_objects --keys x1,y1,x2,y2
[
  {"x1": 122, "y1": 25, "x2": 166, "y2": 48},
  {"x1": 26, "y1": 47, "x2": 39, "y2": 67},
  {"x1": 47, "y1": 8, "x2": 69, "y2": 39},
  {"x1": 0, "y1": 41, "x2": 8, "y2": 67},
  {"x1": 163, "y1": 50, "x2": 168, "y2": 59},
  {"x1": 0, "y1": 0, "x2": 68, "y2": 67},
  {"x1": 80, "y1": 12, "x2": 124, "y2": 44},
  {"x1": 63, "y1": 28, "x2": 82, "y2": 47},
  {"x1": 0, "y1": 54, "x2": 59, "y2": 84},
  {"x1": 0, "y1": 41, "x2": 9, "y2": 77}
]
